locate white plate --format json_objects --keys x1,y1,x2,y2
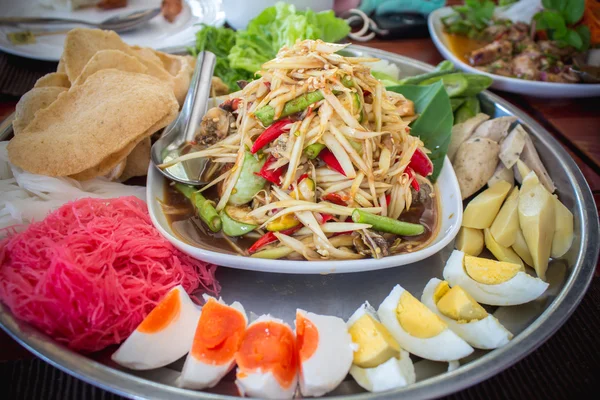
[
  {"x1": 0, "y1": 0, "x2": 224, "y2": 61},
  {"x1": 428, "y1": 7, "x2": 600, "y2": 98},
  {"x1": 147, "y1": 157, "x2": 463, "y2": 274}
]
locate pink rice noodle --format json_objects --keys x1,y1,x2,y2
[{"x1": 0, "y1": 196, "x2": 219, "y2": 353}]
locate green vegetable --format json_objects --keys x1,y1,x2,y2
[
  {"x1": 435, "y1": 60, "x2": 455, "y2": 72},
  {"x1": 534, "y1": 0, "x2": 589, "y2": 50},
  {"x1": 462, "y1": 74, "x2": 493, "y2": 96},
  {"x1": 351, "y1": 209, "x2": 425, "y2": 236},
  {"x1": 387, "y1": 81, "x2": 453, "y2": 182},
  {"x1": 454, "y1": 96, "x2": 480, "y2": 124},
  {"x1": 220, "y1": 205, "x2": 258, "y2": 236},
  {"x1": 371, "y1": 70, "x2": 400, "y2": 87},
  {"x1": 229, "y1": 2, "x2": 350, "y2": 74},
  {"x1": 255, "y1": 90, "x2": 324, "y2": 126},
  {"x1": 420, "y1": 73, "x2": 469, "y2": 98},
  {"x1": 251, "y1": 246, "x2": 295, "y2": 259},
  {"x1": 305, "y1": 143, "x2": 326, "y2": 159},
  {"x1": 175, "y1": 183, "x2": 222, "y2": 232},
  {"x1": 190, "y1": 24, "x2": 253, "y2": 92},
  {"x1": 397, "y1": 69, "x2": 456, "y2": 86},
  {"x1": 229, "y1": 151, "x2": 267, "y2": 205},
  {"x1": 451, "y1": 97, "x2": 466, "y2": 111},
  {"x1": 441, "y1": 0, "x2": 495, "y2": 39}
]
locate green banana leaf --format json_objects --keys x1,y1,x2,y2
[{"x1": 387, "y1": 81, "x2": 454, "y2": 182}]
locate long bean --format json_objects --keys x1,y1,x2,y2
[
  {"x1": 352, "y1": 209, "x2": 424, "y2": 236},
  {"x1": 175, "y1": 183, "x2": 222, "y2": 232},
  {"x1": 255, "y1": 91, "x2": 324, "y2": 126}
]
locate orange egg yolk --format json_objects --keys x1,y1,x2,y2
[
  {"x1": 138, "y1": 287, "x2": 181, "y2": 334},
  {"x1": 191, "y1": 298, "x2": 246, "y2": 365},
  {"x1": 235, "y1": 321, "x2": 298, "y2": 389},
  {"x1": 296, "y1": 312, "x2": 318, "y2": 362}
]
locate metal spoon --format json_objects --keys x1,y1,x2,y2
[
  {"x1": 0, "y1": 8, "x2": 161, "y2": 33},
  {"x1": 151, "y1": 51, "x2": 216, "y2": 186}
]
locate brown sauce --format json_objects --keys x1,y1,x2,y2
[
  {"x1": 162, "y1": 181, "x2": 440, "y2": 258},
  {"x1": 444, "y1": 33, "x2": 488, "y2": 65}
]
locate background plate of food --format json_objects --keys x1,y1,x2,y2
[
  {"x1": 428, "y1": 4, "x2": 600, "y2": 98},
  {"x1": 0, "y1": 0, "x2": 224, "y2": 61}
]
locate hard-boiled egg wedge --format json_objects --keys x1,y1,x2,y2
[
  {"x1": 112, "y1": 285, "x2": 200, "y2": 370},
  {"x1": 235, "y1": 315, "x2": 298, "y2": 399},
  {"x1": 296, "y1": 309, "x2": 354, "y2": 397},
  {"x1": 377, "y1": 285, "x2": 473, "y2": 361},
  {"x1": 347, "y1": 302, "x2": 415, "y2": 393},
  {"x1": 443, "y1": 250, "x2": 549, "y2": 306},
  {"x1": 350, "y1": 353, "x2": 415, "y2": 393},
  {"x1": 421, "y1": 278, "x2": 513, "y2": 349},
  {"x1": 178, "y1": 295, "x2": 247, "y2": 389}
]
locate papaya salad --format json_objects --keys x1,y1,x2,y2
[{"x1": 160, "y1": 40, "x2": 440, "y2": 260}]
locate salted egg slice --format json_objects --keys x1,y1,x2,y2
[
  {"x1": 235, "y1": 315, "x2": 298, "y2": 399},
  {"x1": 296, "y1": 309, "x2": 354, "y2": 397},
  {"x1": 178, "y1": 296, "x2": 247, "y2": 389},
  {"x1": 112, "y1": 285, "x2": 200, "y2": 370}
]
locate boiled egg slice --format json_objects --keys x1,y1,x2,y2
[
  {"x1": 112, "y1": 285, "x2": 200, "y2": 370},
  {"x1": 235, "y1": 315, "x2": 298, "y2": 399},
  {"x1": 296, "y1": 309, "x2": 354, "y2": 397},
  {"x1": 443, "y1": 250, "x2": 549, "y2": 306},
  {"x1": 377, "y1": 285, "x2": 473, "y2": 361},
  {"x1": 178, "y1": 295, "x2": 247, "y2": 389},
  {"x1": 347, "y1": 302, "x2": 415, "y2": 392},
  {"x1": 421, "y1": 278, "x2": 513, "y2": 349},
  {"x1": 350, "y1": 352, "x2": 415, "y2": 393}
]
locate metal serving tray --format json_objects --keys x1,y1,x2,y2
[{"x1": 1, "y1": 45, "x2": 598, "y2": 400}]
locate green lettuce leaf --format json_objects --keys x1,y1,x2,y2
[
  {"x1": 191, "y1": 24, "x2": 253, "y2": 91},
  {"x1": 229, "y1": 2, "x2": 349, "y2": 74},
  {"x1": 386, "y1": 82, "x2": 454, "y2": 182}
]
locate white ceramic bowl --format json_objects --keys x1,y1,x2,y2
[
  {"x1": 428, "y1": 7, "x2": 600, "y2": 98},
  {"x1": 147, "y1": 157, "x2": 462, "y2": 274}
]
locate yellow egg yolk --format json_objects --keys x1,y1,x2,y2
[
  {"x1": 138, "y1": 288, "x2": 181, "y2": 334},
  {"x1": 396, "y1": 291, "x2": 446, "y2": 338},
  {"x1": 434, "y1": 283, "x2": 488, "y2": 323},
  {"x1": 348, "y1": 314, "x2": 400, "y2": 368},
  {"x1": 464, "y1": 255, "x2": 522, "y2": 285}
]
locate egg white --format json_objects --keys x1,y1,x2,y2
[
  {"x1": 178, "y1": 296, "x2": 247, "y2": 389},
  {"x1": 421, "y1": 278, "x2": 513, "y2": 350},
  {"x1": 349, "y1": 350, "x2": 415, "y2": 393},
  {"x1": 442, "y1": 250, "x2": 549, "y2": 306},
  {"x1": 112, "y1": 285, "x2": 200, "y2": 370},
  {"x1": 377, "y1": 285, "x2": 473, "y2": 362},
  {"x1": 296, "y1": 309, "x2": 354, "y2": 397},
  {"x1": 235, "y1": 315, "x2": 298, "y2": 400}
]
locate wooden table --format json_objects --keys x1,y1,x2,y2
[{"x1": 0, "y1": 36, "x2": 599, "y2": 398}]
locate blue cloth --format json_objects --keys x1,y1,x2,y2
[{"x1": 360, "y1": 0, "x2": 446, "y2": 16}]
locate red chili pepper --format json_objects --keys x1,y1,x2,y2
[
  {"x1": 385, "y1": 194, "x2": 391, "y2": 206},
  {"x1": 298, "y1": 173, "x2": 309, "y2": 183},
  {"x1": 406, "y1": 167, "x2": 420, "y2": 191},
  {"x1": 408, "y1": 148, "x2": 433, "y2": 177},
  {"x1": 322, "y1": 193, "x2": 347, "y2": 206},
  {"x1": 248, "y1": 225, "x2": 302, "y2": 254},
  {"x1": 256, "y1": 155, "x2": 285, "y2": 185},
  {"x1": 250, "y1": 118, "x2": 293, "y2": 154},
  {"x1": 319, "y1": 148, "x2": 346, "y2": 176},
  {"x1": 316, "y1": 213, "x2": 335, "y2": 224}
]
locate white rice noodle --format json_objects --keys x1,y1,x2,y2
[{"x1": 322, "y1": 132, "x2": 356, "y2": 178}]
